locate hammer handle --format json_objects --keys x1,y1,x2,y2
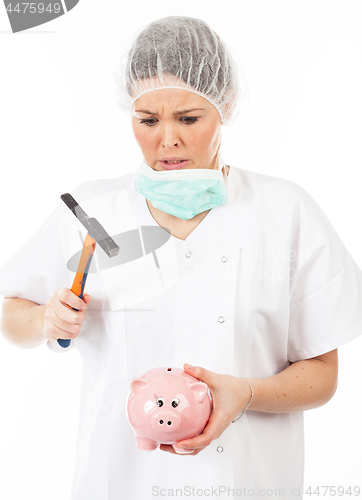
[{"x1": 57, "y1": 233, "x2": 96, "y2": 348}]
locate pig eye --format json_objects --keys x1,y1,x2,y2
[
  {"x1": 156, "y1": 397, "x2": 164, "y2": 407},
  {"x1": 171, "y1": 398, "x2": 179, "y2": 408}
]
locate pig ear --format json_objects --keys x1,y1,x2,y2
[
  {"x1": 188, "y1": 381, "x2": 208, "y2": 403},
  {"x1": 130, "y1": 378, "x2": 149, "y2": 396}
]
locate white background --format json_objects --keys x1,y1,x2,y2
[{"x1": 0, "y1": 1, "x2": 361, "y2": 499}]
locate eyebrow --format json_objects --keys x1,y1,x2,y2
[{"x1": 134, "y1": 108, "x2": 205, "y2": 115}]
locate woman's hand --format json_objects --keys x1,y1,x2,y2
[
  {"x1": 42, "y1": 288, "x2": 91, "y2": 342},
  {"x1": 159, "y1": 364, "x2": 252, "y2": 456}
]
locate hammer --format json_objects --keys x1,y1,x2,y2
[{"x1": 58, "y1": 193, "x2": 119, "y2": 348}]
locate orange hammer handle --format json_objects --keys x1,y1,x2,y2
[
  {"x1": 57, "y1": 233, "x2": 96, "y2": 349},
  {"x1": 70, "y1": 233, "x2": 96, "y2": 299}
]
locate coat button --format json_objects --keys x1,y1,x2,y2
[
  {"x1": 218, "y1": 316, "x2": 225, "y2": 323},
  {"x1": 185, "y1": 252, "x2": 192, "y2": 258},
  {"x1": 216, "y1": 446, "x2": 224, "y2": 453},
  {"x1": 221, "y1": 256, "x2": 228, "y2": 263}
]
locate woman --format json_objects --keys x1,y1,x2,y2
[{"x1": 1, "y1": 16, "x2": 361, "y2": 500}]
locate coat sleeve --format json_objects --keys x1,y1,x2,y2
[{"x1": 287, "y1": 189, "x2": 362, "y2": 361}]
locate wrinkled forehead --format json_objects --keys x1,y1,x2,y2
[{"x1": 130, "y1": 74, "x2": 223, "y2": 120}]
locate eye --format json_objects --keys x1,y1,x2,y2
[
  {"x1": 156, "y1": 397, "x2": 164, "y2": 407},
  {"x1": 181, "y1": 116, "x2": 199, "y2": 125},
  {"x1": 140, "y1": 118, "x2": 158, "y2": 126},
  {"x1": 171, "y1": 398, "x2": 179, "y2": 408}
]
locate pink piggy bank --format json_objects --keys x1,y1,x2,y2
[{"x1": 126, "y1": 367, "x2": 211, "y2": 453}]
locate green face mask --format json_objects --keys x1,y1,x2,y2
[{"x1": 134, "y1": 160, "x2": 228, "y2": 220}]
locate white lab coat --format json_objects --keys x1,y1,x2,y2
[{"x1": 1, "y1": 165, "x2": 362, "y2": 500}]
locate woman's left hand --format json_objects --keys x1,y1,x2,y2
[{"x1": 159, "y1": 363, "x2": 252, "y2": 456}]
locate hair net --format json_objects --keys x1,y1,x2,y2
[{"x1": 113, "y1": 16, "x2": 250, "y2": 124}]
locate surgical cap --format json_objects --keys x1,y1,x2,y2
[{"x1": 113, "y1": 16, "x2": 249, "y2": 124}]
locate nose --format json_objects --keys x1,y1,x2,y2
[
  {"x1": 164, "y1": 141, "x2": 177, "y2": 149},
  {"x1": 151, "y1": 410, "x2": 182, "y2": 433},
  {"x1": 159, "y1": 419, "x2": 173, "y2": 426},
  {"x1": 162, "y1": 123, "x2": 179, "y2": 149}
]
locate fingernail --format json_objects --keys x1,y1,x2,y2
[{"x1": 185, "y1": 364, "x2": 194, "y2": 371}]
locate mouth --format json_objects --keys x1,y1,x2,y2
[{"x1": 159, "y1": 158, "x2": 189, "y2": 170}]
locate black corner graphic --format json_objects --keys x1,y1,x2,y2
[{"x1": 3, "y1": 1, "x2": 80, "y2": 33}]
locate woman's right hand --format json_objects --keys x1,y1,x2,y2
[{"x1": 42, "y1": 288, "x2": 92, "y2": 342}]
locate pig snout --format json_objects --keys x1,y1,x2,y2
[{"x1": 151, "y1": 410, "x2": 182, "y2": 433}]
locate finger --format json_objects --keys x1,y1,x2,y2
[
  {"x1": 82, "y1": 294, "x2": 92, "y2": 306},
  {"x1": 44, "y1": 325, "x2": 77, "y2": 341},
  {"x1": 44, "y1": 308, "x2": 84, "y2": 339},
  {"x1": 57, "y1": 288, "x2": 87, "y2": 311},
  {"x1": 51, "y1": 314, "x2": 83, "y2": 336},
  {"x1": 177, "y1": 412, "x2": 225, "y2": 450},
  {"x1": 159, "y1": 444, "x2": 196, "y2": 455},
  {"x1": 55, "y1": 301, "x2": 86, "y2": 325},
  {"x1": 43, "y1": 319, "x2": 79, "y2": 341},
  {"x1": 159, "y1": 445, "x2": 179, "y2": 455},
  {"x1": 183, "y1": 363, "x2": 219, "y2": 389}
]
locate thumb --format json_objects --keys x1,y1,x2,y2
[
  {"x1": 82, "y1": 294, "x2": 92, "y2": 306},
  {"x1": 183, "y1": 363, "x2": 218, "y2": 388}
]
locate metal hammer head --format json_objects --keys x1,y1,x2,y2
[{"x1": 61, "y1": 193, "x2": 120, "y2": 258}]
